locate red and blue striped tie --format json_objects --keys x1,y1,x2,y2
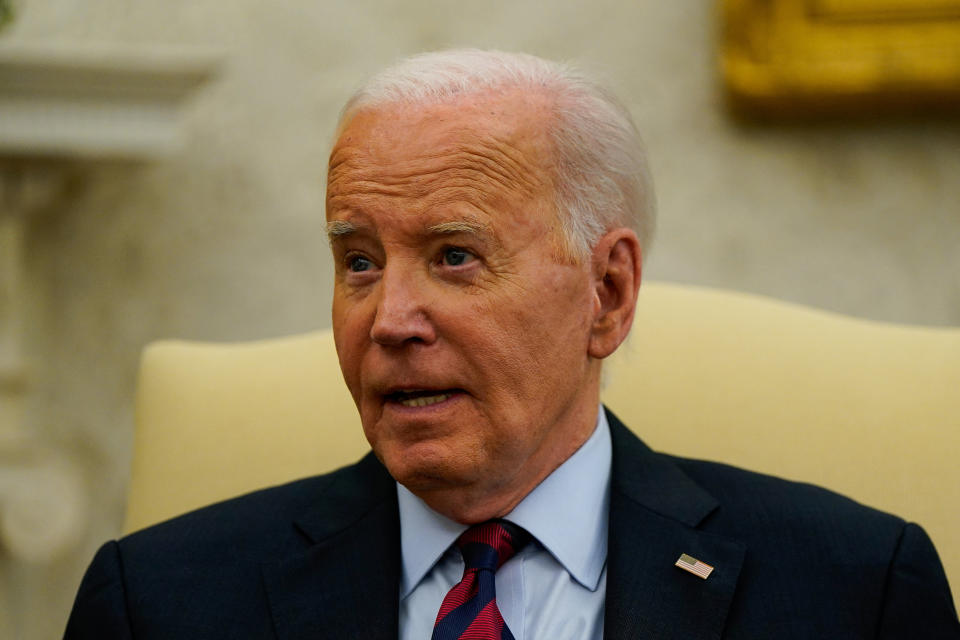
[{"x1": 431, "y1": 520, "x2": 530, "y2": 640}]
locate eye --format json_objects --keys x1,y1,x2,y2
[
  {"x1": 441, "y1": 247, "x2": 475, "y2": 267},
  {"x1": 347, "y1": 255, "x2": 375, "y2": 272}
]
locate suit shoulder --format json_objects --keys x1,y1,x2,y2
[
  {"x1": 120, "y1": 457, "x2": 371, "y2": 555},
  {"x1": 670, "y1": 453, "x2": 903, "y2": 520},
  {"x1": 667, "y1": 453, "x2": 908, "y2": 545},
  {"x1": 659, "y1": 455, "x2": 959, "y2": 633},
  {"x1": 67, "y1": 455, "x2": 396, "y2": 636}
]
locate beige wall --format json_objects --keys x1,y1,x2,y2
[{"x1": 2, "y1": 1, "x2": 959, "y2": 637}]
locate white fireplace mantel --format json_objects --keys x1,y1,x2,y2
[{"x1": 0, "y1": 41, "x2": 220, "y2": 563}]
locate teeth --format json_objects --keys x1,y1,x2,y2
[{"x1": 399, "y1": 393, "x2": 451, "y2": 407}]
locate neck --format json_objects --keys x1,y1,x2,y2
[{"x1": 416, "y1": 390, "x2": 602, "y2": 524}]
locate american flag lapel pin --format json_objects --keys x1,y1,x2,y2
[{"x1": 675, "y1": 553, "x2": 714, "y2": 579}]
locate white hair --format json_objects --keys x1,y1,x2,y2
[{"x1": 335, "y1": 49, "x2": 656, "y2": 260}]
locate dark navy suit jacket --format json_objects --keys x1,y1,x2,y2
[{"x1": 66, "y1": 410, "x2": 960, "y2": 638}]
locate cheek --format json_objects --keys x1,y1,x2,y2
[
  {"x1": 334, "y1": 341, "x2": 362, "y2": 406},
  {"x1": 507, "y1": 276, "x2": 593, "y2": 385},
  {"x1": 462, "y1": 286, "x2": 587, "y2": 397},
  {"x1": 332, "y1": 298, "x2": 372, "y2": 398}
]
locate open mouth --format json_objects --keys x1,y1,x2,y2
[{"x1": 385, "y1": 389, "x2": 462, "y2": 408}]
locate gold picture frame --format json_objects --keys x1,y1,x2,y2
[{"x1": 720, "y1": 0, "x2": 960, "y2": 117}]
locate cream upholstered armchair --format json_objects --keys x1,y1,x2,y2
[{"x1": 123, "y1": 282, "x2": 960, "y2": 609}]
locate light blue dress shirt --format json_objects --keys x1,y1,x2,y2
[{"x1": 398, "y1": 407, "x2": 611, "y2": 640}]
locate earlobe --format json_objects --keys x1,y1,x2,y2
[{"x1": 588, "y1": 229, "x2": 642, "y2": 359}]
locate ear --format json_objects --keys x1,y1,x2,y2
[{"x1": 588, "y1": 228, "x2": 642, "y2": 359}]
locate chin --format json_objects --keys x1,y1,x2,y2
[{"x1": 378, "y1": 442, "x2": 478, "y2": 493}]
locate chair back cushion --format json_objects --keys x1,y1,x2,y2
[{"x1": 125, "y1": 282, "x2": 960, "y2": 607}]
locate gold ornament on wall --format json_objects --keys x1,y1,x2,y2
[{"x1": 720, "y1": 0, "x2": 960, "y2": 118}]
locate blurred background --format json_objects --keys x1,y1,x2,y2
[{"x1": 0, "y1": 0, "x2": 958, "y2": 637}]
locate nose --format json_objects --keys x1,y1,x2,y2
[{"x1": 369, "y1": 264, "x2": 437, "y2": 347}]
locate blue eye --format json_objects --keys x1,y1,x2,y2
[
  {"x1": 348, "y1": 255, "x2": 374, "y2": 272},
  {"x1": 443, "y1": 247, "x2": 473, "y2": 266}
]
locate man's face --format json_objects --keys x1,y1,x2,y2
[{"x1": 326, "y1": 92, "x2": 603, "y2": 521}]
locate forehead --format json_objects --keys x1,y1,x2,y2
[{"x1": 326, "y1": 90, "x2": 557, "y2": 231}]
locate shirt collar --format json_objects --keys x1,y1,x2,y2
[{"x1": 398, "y1": 407, "x2": 612, "y2": 598}]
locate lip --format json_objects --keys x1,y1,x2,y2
[
  {"x1": 379, "y1": 381, "x2": 469, "y2": 399},
  {"x1": 381, "y1": 388, "x2": 467, "y2": 412}
]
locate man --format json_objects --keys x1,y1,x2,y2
[{"x1": 66, "y1": 50, "x2": 958, "y2": 639}]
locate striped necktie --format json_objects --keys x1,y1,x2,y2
[{"x1": 431, "y1": 520, "x2": 530, "y2": 640}]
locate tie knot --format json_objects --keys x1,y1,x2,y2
[{"x1": 456, "y1": 520, "x2": 530, "y2": 572}]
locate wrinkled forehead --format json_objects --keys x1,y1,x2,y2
[{"x1": 326, "y1": 90, "x2": 558, "y2": 209}]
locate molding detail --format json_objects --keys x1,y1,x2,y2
[
  {"x1": 0, "y1": 165, "x2": 77, "y2": 563},
  {"x1": 0, "y1": 41, "x2": 221, "y2": 158},
  {"x1": 0, "y1": 42, "x2": 220, "y2": 562},
  {"x1": 0, "y1": 443, "x2": 85, "y2": 563}
]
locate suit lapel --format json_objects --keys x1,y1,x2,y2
[
  {"x1": 258, "y1": 412, "x2": 746, "y2": 639},
  {"x1": 604, "y1": 410, "x2": 746, "y2": 640},
  {"x1": 261, "y1": 453, "x2": 401, "y2": 640}
]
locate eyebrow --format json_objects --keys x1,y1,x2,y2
[
  {"x1": 426, "y1": 220, "x2": 494, "y2": 236},
  {"x1": 326, "y1": 220, "x2": 357, "y2": 241},
  {"x1": 326, "y1": 219, "x2": 496, "y2": 242}
]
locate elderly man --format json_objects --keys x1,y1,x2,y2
[{"x1": 67, "y1": 50, "x2": 958, "y2": 639}]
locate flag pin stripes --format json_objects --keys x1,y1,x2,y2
[{"x1": 675, "y1": 553, "x2": 714, "y2": 579}]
